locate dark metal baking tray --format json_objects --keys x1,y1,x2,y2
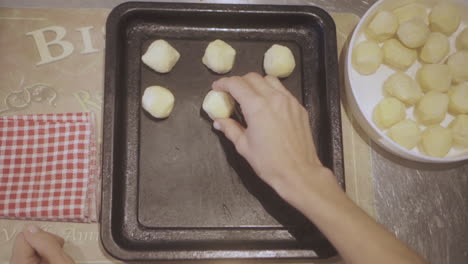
[{"x1": 101, "y1": 1, "x2": 343, "y2": 261}]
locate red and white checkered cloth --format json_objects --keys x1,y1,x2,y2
[{"x1": 0, "y1": 112, "x2": 98, "y2": 222}]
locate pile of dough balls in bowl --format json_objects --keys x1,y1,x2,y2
[{"x1": 346, "y1": 0, "x2": 468, "y2": 163}]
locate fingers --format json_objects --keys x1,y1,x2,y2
[
  {"x1": 22, "y1": 224, "x2": 74, "y2": 264},
  {"x1": 11, "y1": 232, "x2": 37, "y2": 264},
  {"x1": 213, "y1": 73, "x2": 291, "y2": 103},
  {"x1": 243, "y1": 72, "x2": 274, "y2": 96},
  {"x1": 212, "y1": 76, "x2": 258, "y2": 106},
  {"x1": 264, "y1": 75, "x2": 292, "y2": 96},
  {"x1": 213, "y1": 118, "x2": 247, "y2": 153}
]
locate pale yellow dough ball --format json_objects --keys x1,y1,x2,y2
[
  {"x1": 142, "y1": 39, "x2": 180, "y2": 73},
  {"x1": 429, "y1": 3, "x2": 461, "y2": 36},
  {"x1": 397, "y1": 18, "x2": 430, "y2": 48},
  {"x1": 352, "y1": 41, "x2": 383, "y2": 75},
  {"x1": 202, "y1": 39, "x2": 236, "y2": 74},
  {"x1": 263, "y1": 44, "x2": 296, "y2": 78},
  {"x1": 366, "y1": 11, "x2": 399, "y2": 42},
  {"x1": 416, "y1": 64, "x2": 452, "y2": 93},
  {"x1": 448, "y1": 84, "x2": 468, "y2": 115},
  {"x1": 202, "y1": 90, "x2": 235, "y2": 120},
  {"x1": 457, "y1": 28, "x2": 468, "y2": 50},
  {"x1": 449, "y1": 115, "x2": 468, "y2": 148},
  {"x1": 420, "y1": 32, "x2": 450, "y2": 64},
  {"x1": 382, "y1": 39, "x2": 417, "y2": 71},
  {"x1": 415, "y1": 91, "x2": 449, "y2": 126},
  {"x1": 373, "y1": 97, "x2": 406, "y2": 130},
  {"x1": 384, "y1": 72, "x2": 422, "y2": 106},
  {"x1": 142, "y1": 86, "x2": 175, "y2": 118},
  {"x1": 447, "y1": 51, "x2": 468, "y2": 83},
  {"x1": 420, "y1": 125, "x2": 452, "y2": 158},
  {"x1": 393, "y1": 3, "x2": 428, "y2": 24},
  {"x1": 388, "y1": 119, "x2": 422, "y2": 150}
]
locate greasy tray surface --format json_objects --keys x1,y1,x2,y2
[{"x1": 102, "y1": 2, "x2": 342, "y2": 260}]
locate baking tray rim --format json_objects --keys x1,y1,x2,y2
[{"x1": 100, "y1": 1, "x2": 343, "y2": 261}]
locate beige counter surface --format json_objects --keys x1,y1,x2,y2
[
  {"x1": 0, "y1": 6, "x2": 367, "y2": 263},
  {"x1": 1, "y1": 1, "x2": 467, "y2": 263}
]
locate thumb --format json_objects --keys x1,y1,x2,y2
[
  {"x1": 10, "y1": 232, "x2": 37, "y2": 264},
  {"x1": 213, "y1": 118, "x2": 246, "y2": 153},
  {"x1": 22, "y1": 224, "x2": 74, "y2": 264}
]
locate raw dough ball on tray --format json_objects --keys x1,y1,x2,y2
[
  {"x1": 263, "y1": 44, "x2": 296, "y2": 78},
  {"x1": 142, "y1": 86, "x2": 175, "y2": 119},
  {"x1": 384, "y1": 72, "x2": 422, "y2": 106},
  {"x1": 373, "y1": 97, "x2": 406, "y2": 130},
  {"x1": 415, "y1": 91, "x2": 449, "y2": 126},
  {"x1": 352, "y1": 41, "x2": 383, "y2": 75},
  {"x1": 202, "y1": 39, "x2": 236, "y2": 74},
  {"x1": 420, "y1": 32, "x2": 450, "y2": 64},
  {"x1": 142, "y1": 39, "x2": 180, "y2": 73},
  {"x1": 202, "y1": 90, "x2": 235, "y2": 120},
  {"x1": 365, "y1": 11, "x2": 399, "y2": 42},
  {"x1": 420, "y1": 125, "x2": 452, "y2": 158},
  {"x1": 382, "y1": 39, "x2": 417, "y2": 71}
]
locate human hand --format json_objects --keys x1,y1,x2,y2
[
  {"x1": 11, "y1": 224, "x2": 74, "y2": 264},
  {"x1": 212, "y1": 73, "x2": 337, "y2": 205}
]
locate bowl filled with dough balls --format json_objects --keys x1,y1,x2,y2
[{"x1": 346, "y1": 0, "x2": 468, "y2": 163}]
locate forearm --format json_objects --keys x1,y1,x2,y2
[
  {"x1": 275, "y1": 167, "x2": 427, "y2": 264},
  {"x1": 211, "y1": 74, "x2": 426, "y2": 263}
]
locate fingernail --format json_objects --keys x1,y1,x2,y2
[
  {"x1": 27, "y1": 224, "x2": 39, "y2": 233},
  {"x1": 213, "y1": 121, "x2": 221, "y2": 130}
]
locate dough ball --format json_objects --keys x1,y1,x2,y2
[
  {"x1": 420, "y1": 32, "x2": 450, "y2": 64},
  {"x1": 448, "y1": 83, "x2": 468, "y2": 115},
  {"x1": 202, "y1": 90, "x2": 235, "y2": 120},
  {"x1": 416, "y1": 64, "x2": 452, "y2": 93},
  {"x1": 393, "y1": 3, "x2": 428, "y2": 24},
  {"x1": 457, "y1": 28, "x2": 468, "y2": 50},
  {"x1": 415, "y1": 91, "x2": 449, "y2": 126},
  {"x1": 384, "y1": 72, "x2": 422, "y2": 106},
  {"x1": 366, "y1": 11, "x2": 399, "y2": 42},
  {"x1": 429, "y1": 3, "x2": 461, "y2": 36},
  {"x1": 397, "y1": 18, "x2": 430, "y2": 48},
  {"x1": 352, "y1": 41, "x2": 383, "y2": 75},
  {"x1": 373, "y1": 97, "x2": 406, "y2": 130},
  {"x1": 142, "y1": 86, "x2": 175, "y2": 118},
  {"x1": 449, "y1": 115, "x2": 468, "y2": 147},
  {"x1": 202, "y1": 39, "x2": 236, "y2": 74},
  {"x1": 382, "y1": 39, "x2": 417, "y2": 71},
  {"x1": 141, "y1": 39, "x2": 180, "y2": 73},
  {"x1": 447, "y1": 51, "x2": 468, "y2": 83},
  {"x1": 263, "y1": 44, "x2": 296, "y2": 78},
  {"x1": 420, "y1": 125, "x2": 452, "y2": 158},
  {"x1": 388, "y1": 119, "x2": 422, "y2": 150}
]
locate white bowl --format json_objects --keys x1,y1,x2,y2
[{"x1": 345, "y1": 0, "x2": 468, "y2": 163}]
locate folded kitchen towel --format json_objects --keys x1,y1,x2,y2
[{"x1": 0, "y1": 112, "x2": 98, "y2": 222}]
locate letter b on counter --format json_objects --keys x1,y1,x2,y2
[{"x1": 26, "y1": 26, "x2": 100, "y2": 66}]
